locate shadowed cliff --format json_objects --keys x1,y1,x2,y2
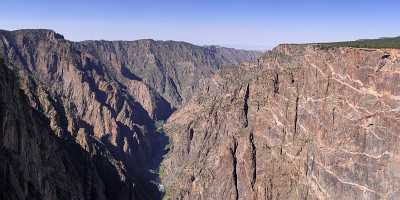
[{"x1": 0, "y1": 29, "x2": 261, "y2": 200}]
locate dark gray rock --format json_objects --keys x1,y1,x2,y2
[{"x1": 0, "y1": 29, "x2": 260, "y2": 200}]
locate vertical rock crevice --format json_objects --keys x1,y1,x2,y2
[
  {"x1": 249, "y1": 132, "x2": 257, "y2": 190},
  {"x1": 230, "y1": 138, "x2": 239, "y2": 200},
  {"x1": 293, "y1": 95, "x2": 299, "y2": 142},
  {"x1": 186, "y1": 127, "x2": 194, "y2": 154},
  {"x1": 243, "y1": 84, "x2": 250, "y2": 128},
  {"x1": 273, "y1": 73, "x2": 279, "y2": 95}
]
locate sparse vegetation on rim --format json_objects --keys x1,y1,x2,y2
[{"x1": 316, "y1": 36, "x2": 400, "y2": 49}]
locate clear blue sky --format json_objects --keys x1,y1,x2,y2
[{"x1": 1, "y1": 0, "x2": 399, "y2": 50}]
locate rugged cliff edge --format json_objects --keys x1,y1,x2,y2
[
  {"x1": 162, "y1": 45, "x2": 400, "y2": 199},
  {"x1": 0, "y1": 59, "x2": 127, "y2": 200},
  {"x1": 0, "y1": 29, "x2": 260, "y2": 199},
  {"x1": 3, "y1": 29, "x2": 399, "y2": 200}
]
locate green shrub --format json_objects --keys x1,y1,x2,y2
[
  {"x1": 316, "y1": 36, "x2": 400, "y2": 49},
  {"x1": 155, "y1": 120, "x2": 165, "y2": 133}
]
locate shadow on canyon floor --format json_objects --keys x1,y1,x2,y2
[{"x1": 1, "y1": 58, "x2": 172, "y2": 200}]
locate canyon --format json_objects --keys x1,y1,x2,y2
[
  {"x1": 0, "y1": 29, "x2": 260, "y2": 200},
  {"x1": 1, "y1": 29, "x2": 400, "y2": 200}
]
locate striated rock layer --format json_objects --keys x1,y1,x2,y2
[
  {"x1": 162, "y1": 45, "x2": 400, "y2": 200},
  {"x1": 0, "y1": 29, "x2": 260, "y2": 200},
  {"x1": 0, "y1": 59, "x2": 115, "y2": 200}
]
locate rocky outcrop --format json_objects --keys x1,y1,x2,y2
[
  {"x1": 6, "y1": 28, "x2": 398, "y2": 200},
  {"x1": 0, "y1": 59, "x2": 138, "y2": 200},
  {"x1": 162, "y1": 45, "x2": 400, "y2": 199},
  {"x1": 75, "y1": 38, "x2": 260, "y2": 108},
  {"x1": 0, "y1": 29, "x2": 260, "y2": 200}
]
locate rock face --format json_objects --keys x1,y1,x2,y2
[
  {"x1": 162, "y1": 45, "x2": 400, "y2": 199},
  {"x1": 3, "y1": 28, "x2": 399, "y2": 200},
  {"x1": 0, "y1": 60, "x2": 110, "y2": 200},
  {"x1": 0, "y1": 29, "x2": 260, "y2": 200},
  {"x1": 74, "y1": 38, "x2": 260, "y2": 108}
]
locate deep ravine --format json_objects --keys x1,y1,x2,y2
[
  {"x1": 2, "y1": 28, "x2": 400, "y2": 200},
  {"x1": 0, "y1": 29, "x2": 261, "y2": 200}
]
